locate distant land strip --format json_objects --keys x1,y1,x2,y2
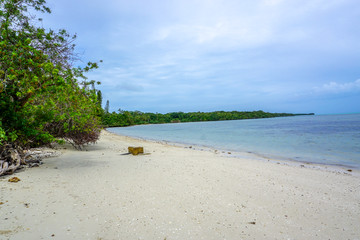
[{"x1": 102, "y1": 110, "x2": 314, "y2": 128}]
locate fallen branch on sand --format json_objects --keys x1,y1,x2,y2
[{"x1": 0, "y1": 145, "x2": 59, "y2": 176}]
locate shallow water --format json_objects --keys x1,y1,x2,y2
[{"x1": 108, "y1": 114, "x2": 360, "y2": 168}]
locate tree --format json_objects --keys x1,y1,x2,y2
[
  {"x1": 105, "y1": 100, "x2": 110, "y2": 113},
  {"x1": 97, "y1": 90, "x2": 103, "y2": 109},
  {"x1": 0, "y1": 0, "x2": 102, "y2": 175}
]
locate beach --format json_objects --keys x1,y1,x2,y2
[{"x1": 1, "y1": 130, "x2": 359, "y2": 240}]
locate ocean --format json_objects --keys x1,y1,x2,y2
[{"x1": 107, "y1": 114, "x2": 360, "y2": 168}]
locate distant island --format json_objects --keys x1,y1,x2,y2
[{"x1": 102, "y1": 110, "x2": 314, "y2": 127}]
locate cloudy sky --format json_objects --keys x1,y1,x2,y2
[{"x1": 41, "y1": 0, "x2": 360, "y2": 114}]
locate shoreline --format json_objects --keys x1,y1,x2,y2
[
  {"x1": 1, "y1": 130, "x2": 359, "y2": 239},
  {"x1": 107, "y1": 130, "x2": 360, "y2": 175}
]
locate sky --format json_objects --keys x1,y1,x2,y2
[{"x1": 40, "y1": 0, "x2": 360, "y2": 114}]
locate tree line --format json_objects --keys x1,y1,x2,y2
[{"x1": 101, "y1": 109, "x2": 314, "y2": 127}]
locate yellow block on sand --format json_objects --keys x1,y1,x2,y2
[{"x1": 128, "y1": 146, "x2": 144, "y2": 155}]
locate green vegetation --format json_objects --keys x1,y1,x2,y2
[
  {"x1": 1, "y1": 0, "x2": 102, "y2": 175},
  {"x1": 101, "y1": 110, "x2": 314, "y2": 127}
]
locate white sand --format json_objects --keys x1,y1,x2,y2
[{"x1": 1, "y1": 130, "x2": 359, "y2": 240}]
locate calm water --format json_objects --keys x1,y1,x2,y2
[{"x1": 108, "y1": 114, "x2": 360, "y2": 168}]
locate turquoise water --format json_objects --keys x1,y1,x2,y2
[{"x1": 108, "y1": 114, "x2": 360, "y2": 168}]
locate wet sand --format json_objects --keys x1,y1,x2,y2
[{"x1": 1, "y1": 130, "x2": 359, "y2": 239}]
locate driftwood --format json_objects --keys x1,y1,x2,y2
[
  {"x1": 0, "y1": 145, "x2": 58, "y2": 176},
  {"x1": 0, "y1": 145, "x2": 22, "y2": 176}
]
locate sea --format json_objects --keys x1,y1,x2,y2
[{"x1": 107, "y1": 114, "x2": 360, "y2": 169}]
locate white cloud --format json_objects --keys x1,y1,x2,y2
[
  {"x1": 261, "y1": 0, "x2": 285, "y2": 6},
  {"x1": 314, "y1": 79, "x2": 360, "y2": 94},
  {"x1": 148, "y1": 0, "x2": 357, "y2": 52},
  {"x1": 152, "y1": 20, "x2": 274, "y2": 48}
]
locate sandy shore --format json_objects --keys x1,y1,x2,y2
[{"x1": 1, "y1": 130, "x2": 359, "y2": 240}]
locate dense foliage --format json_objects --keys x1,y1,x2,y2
[
  {"x1": 0, "y1": 0, "x2": 102, "y2": 149},
  {"x1": 101, "y1": 110, "x2": 313, "y2": 127}
]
